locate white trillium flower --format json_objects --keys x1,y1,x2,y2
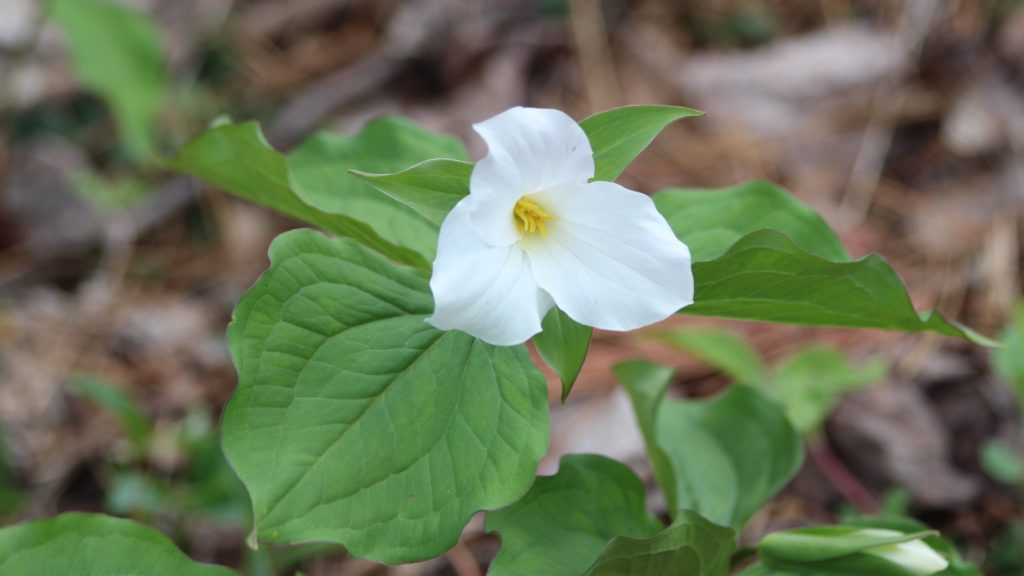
[
  {"x1": 860, "y1": 529, "x2": 949, "y2": 575},
  {"x1": 427, "y1": 106, "x2": 694, "y2": 346}
]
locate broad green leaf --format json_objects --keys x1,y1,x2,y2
[
  {"x1": 485, "y1": 454, "x2": 662, "y2": 576},
  {"x1": 614, "y1": 361, "x2": 680, "y2": 514},
  {"x1": 288, "y1": 118, "x2": 469, "y2": 260},
  {"x1": 534, "y1": 308, "x2": 593, "y2": 402},
  {"x1": 654, "y1": 328, "x2": 766, "y2": 385},
  {"x1": 222, "y1": 229, "x2": 548, "y2": 563},
  {"x1": 588, "y1": 510, "x2": 735, "y2": 576},
  {"x1": 351, "y1": 159, "x2": 473, "y2": 227},
  {"x1": 0, "y1": 513, "x2": 236, "y2": 575},
  {"x1": 620, "y1": 363, "x2": 803, "y2": 530},
  {"x1": 980, "y1": 439, "x2": 1024, "y2": 485},
  {"x1": 658, "y1": 385, "x2": 803, "y2": 530},
  {"x1": 771, "y1": 347, "x2": 887, "y2": 435},
  {"x1": 580, "y1": 105, "x2": 704, "y2": 182},
  {"x1": 993, "y1": 302, "x2": 1024, "y2": 405},
  {"x1": 69, "y1": 374, "x2": 151, "y2": 453},
  {"x1": 654, "y1": 180, "x2": 848, "y2": 262},
  {"x1": 49, "y1": 0, "x2": 166, "y2": 162},
  {"x1": 683, "y1": 230, "x2": 995, "y2": 346},
  {"x1": 168, "y1": 122, "x2": 428, "y2": 268}
]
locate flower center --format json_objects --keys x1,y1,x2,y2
[{"x1": 513, "y1": 197, "x2": 553, "y2": 236}]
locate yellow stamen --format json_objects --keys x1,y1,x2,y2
[{"x1": 513, "y1": 197, "x2": 553, "y2": 236}]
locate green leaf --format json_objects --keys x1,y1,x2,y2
[
  {"x1": 758, "y1": 525, "x2": 946, "y2": 576},
  {"x1": 485, "y1": 454, "x2": 663, "y2": 576},
  {"x1": 580, "y1": 105, "x2": 704, "y2": 182},
  {"x1": 771, "y1": 347, "x2": 887, "y2": 435},
  {"x1": 534, "y1": 308, "x2": 593, "y2": 402},
  {"x1": 614, "y1": 361, "x2": 680, "y2": 514},
  {"x1": 654, "y1": 180, "x2": 848, "y2": 262},
  {"x1": 980, "y1": 439, "x2": 1024, "y2": 485},
  {"x1": 168, "y1": 122, "x2": 428, "y2": 268},
  {"x1": 588, "y1": 510, "x2": 735, "y2": 576},
  {"x1": 288, "y1": 118, "x2": 470, "y2": 260},
  {"x1": 222, "y1": 229, "x2": 548, "y2": 563},
  {"x1": 994, "y1": 302, "x2": 1024, "y2": 404},
  {"x1": 350, "y1": 158, "x2": 473, "y2": 227},
  {"x1": 618, "y1": 363, "x2": 803, "y2": 530},
  {"x1": 654, "y1": 328, "x2": 766, "y2": 385},
  {"x1": 0, "y1": 513, "x2": 236, "y2": 575},
  {"x1": 682, "y1": 230, "x2": 995, "y2": 346},
  {"x1": 69, "y1": 374, "x2": 151, "y2": 453},
  {"x1": 49, "y1": 0, "x2": 166, "y2": 162},
  {"x1": 760, "y1": 526, "x2": 936, "y2": 563}
]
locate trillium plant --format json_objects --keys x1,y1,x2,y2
[{"x1": 0, "y1": 104, "x2": 993, "y2": 575}]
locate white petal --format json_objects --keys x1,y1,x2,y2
[
  {"x1": 468, "y1": 107, "x2": 595, "y2": 246},
  {"x1": 525, "y1": 181, "x2": 693, "y2": 331},
  {"x1": 860, "y1": 531, "x2": 949, "y2": 576},
  {"x1": 428, "y1": 198, "x2": 553, "y2": 346}
]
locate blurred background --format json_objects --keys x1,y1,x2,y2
[{"x1": 1, "y1": 0, "x2": 1023, "y2": 574}]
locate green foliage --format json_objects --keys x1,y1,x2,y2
[
  {"x1": 69, "y1": 375, "x2": 151, "y2": 454},
  {"x1": 169, "y1": 121, "x2": 428, "y2": 267},
  {"x1": 684, "y1": 230, "x2": 993, "y2": 345},
  {"x1": 980, "y1": 439, "x2": 1024, "y2": 485},
  {"x1": 534, "y1": 308, "x2": 593, "y2": 401},
  {"x1": 658, "y1": 329, "x2": 886, "y2": 435},
  {"x1": 654, "y1": 180, "x2": 848, "y2": 262},
  {"x1": 288, "y1": 117, "x2": 469, "y2": 261},
  {"x1": 0, "y1": 430, "x2": 20, "y2": 516},
  {"x1": 757, "y1": 516, "x2": 979, "y2": 576},
  {"x1": 579, "y1": 105, "x2": 704, "y2": 182},
  {"x1": 654, "y1": 328, "x2": 766, "y2": 384},
  {"x1": 221, "y1": 229, "x2": 549, "y2": 563},
  {"x1": 993, "y1": 302, "x2": 1024, "y2": 407},
  {"x1": 0, "y1": 513, "x2": 236, "y2": 575},
  {"x1": 486, "y1": 455, "x2": 662, "y2": 575},
  {"x1": 655, "y1": 182, "x2": 991, "y2": 345},
  {"x1": 617, "y1": 361, "x2": 803, "y2": 530},
  {"x1": 49, "y1": 0, "x2": 167, "y2": 162},
  {"x1": 486, "y1": 455, "x2": 734, "y2": 576},
  {"x1": 351, "y1": 159, "x2": 473, "y2": 226},
  {"x1": 759, "y1": 526, "x2": 935, "y2": 576},
  {"x1": 770, "y1": 347, "x2": 886, "y2": 435},
  {"x1": 588, "y1": 510, "x2": 735, "y2": 576}
]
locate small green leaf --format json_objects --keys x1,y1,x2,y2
[
  {"x1": 0, "y1": 513, "x2": 236, "y2": 575},
  {"x1": 980, "y1": 439, "x2": 1024, "y2": 485},
  {"x1": 288, "y1": 118, "x2": 470, "y2": 260},
  {"x1": 486, "y1": 454, "x2": 663, "y2": 576},
  {"x1": 223, "y1": 229, "x2": 548, "y2": 563},
  {"x1": 994, "y1": 302, "x2": 1024, "y2": 405},
  {"x1": 683, "y1": 230, "x2": 995, "y2": 346},
  {"x1": 49, "y1": 0, "x2": 166, "y2": 162},
  {"x1": 168, "y1": 121, "x2": 428, "y2": 268},
  {"x1": 588, "y1": 510, "x2": 735, "y2": 576},
  {"x1": 614, "y1": 361, "x2": 680, "y2": 514},
  {"x1": 618, "y1": 363, "x2": 803, "y2": 530},
  {"x1": 534, "y1": 308, "x2": 593, "y2": 402},
  {"x1": 771, "y1": 347, "x2": 887, "y2": 435},
  {"x1": 580, "y1": 105, "x2": 704, "y2": 182},
  {"x1": 350, "y1": 158, "x2": 473, "y2": 226},
  {"x1": 69, "y1": 374, "x2": 151, "y2": 453},
  {"x1": 654, "y1": 180, "x2": 847, "y2": 262},
  {"x1": 654, "y1": 328, "x2": 766, "y2": 385}
]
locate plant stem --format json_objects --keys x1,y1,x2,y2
[{"x1": 809, "y1": 440, "x2": 881, "y2": 515}]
